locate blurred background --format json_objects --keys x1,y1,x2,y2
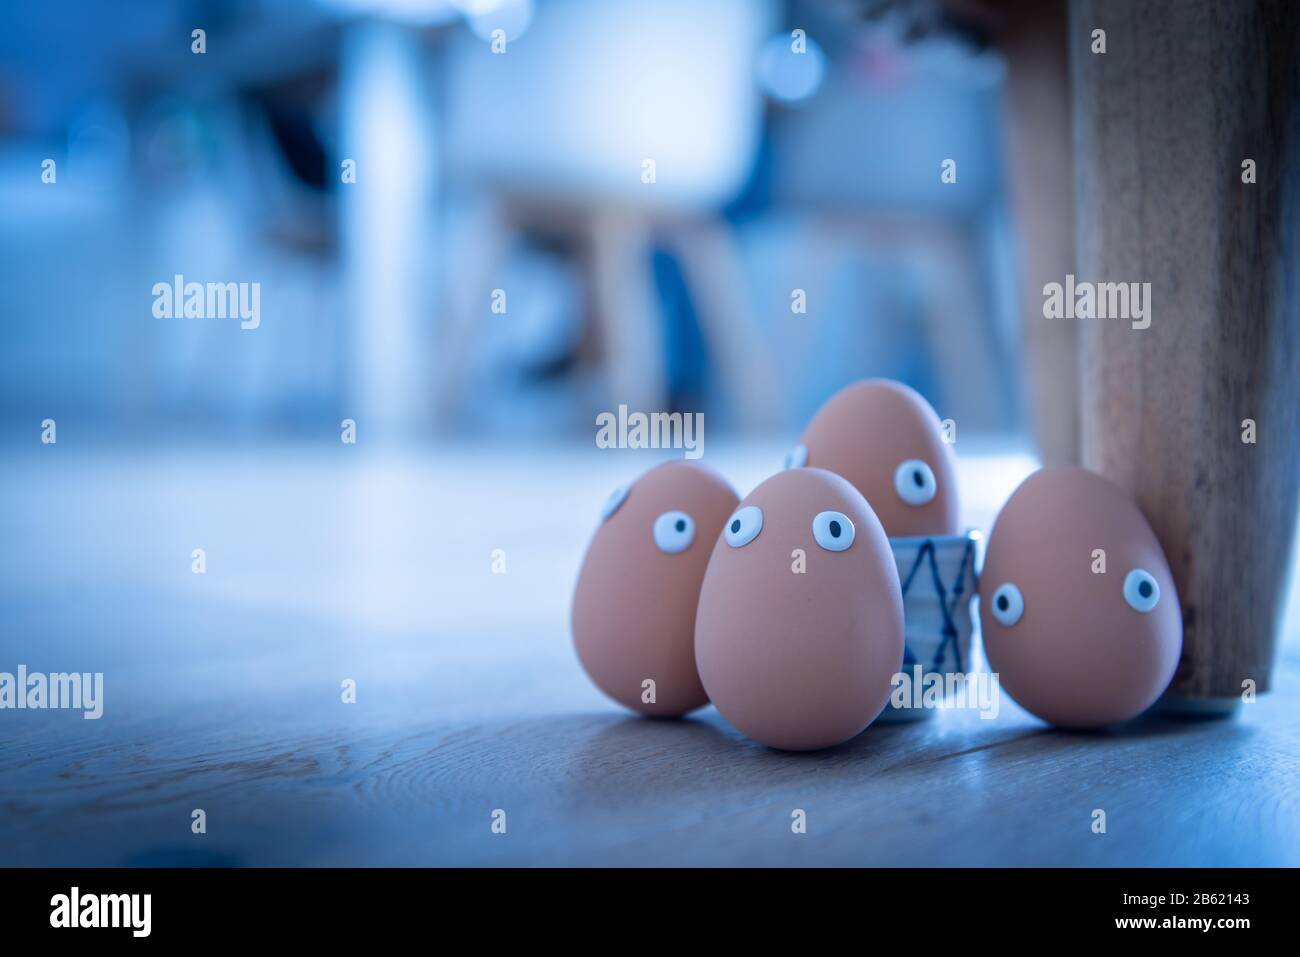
[
  {"x1": 1, "y1": 0, "x2": 1297, "y2": 675},
  {"x1": 0, "y1": 0, "x2": 1033, "y2": 446},
  {"x1": 2, "y1": 0, "x2": 1299, "y2": 867}
]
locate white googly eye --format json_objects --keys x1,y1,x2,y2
[
  {"x1": 894, "y1": 459, "x2": 938, "y2": 506},
  {"x1": 725, "y1": 506, "x2": 763, "y2": 548},
  {"x1": 812, "y1": 511, "x2": 855, "y2": 551},
  {"x1": 601, "y1": 485, "x2": 630, "y2": 521},
  {"x1": 989, "y1": 582, "x2": 1024, "y2": 627},
  {"x1": 783, "y1": 444, "x2": 808, "y2": 469},
  {"x1": 1123, "y1": 568, "x2": 1160, "y2": 612},
  {"x1": 653, "y1": 511, "x2": 695, "y2": 554}
]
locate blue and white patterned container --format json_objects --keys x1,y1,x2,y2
[{"x1": 879, "y1": 530, "x2": 982, "y2": 720}]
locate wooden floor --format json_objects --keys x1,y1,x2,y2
[{"x1": 1, "y1": 442, "x2": 1297, "y2": 866}]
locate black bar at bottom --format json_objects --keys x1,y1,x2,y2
[{"x1": 0, "y1": 867, "x2": 1289, "y2": 942}]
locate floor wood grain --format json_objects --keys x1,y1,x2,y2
[{"x1": 1, "y1": 443, "x2": 1297, "y2": 866}]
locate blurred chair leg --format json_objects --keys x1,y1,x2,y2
[
  {"x1": 585, "y1": 210, "x2": 667, "y2": 415},
  {"x1": 995, "y1": 0, "x2": 1079, "y2": 465},
  {"x1": 910, "y1": 220, "x2": 1008, "y2": 434},
  {"x1": 668, "y1": 219, "x2": 781, "y2": 431},
  {"x1": 839, "y1": 214, "x2": 1006, "y2": 433},
  {"x1": 431, "y1": 199, "x2": 512, "y2": 431},
  {"x1": 338, "y1": 20, "x2": 438, "y2": 442}
]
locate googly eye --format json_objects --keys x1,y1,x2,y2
[
  {"x1": 1123, "y1": 568, "x2": 1160, "y2": 612},
  {"x1": 601, "y1": 484, "x2": 630, "y2": 520},
  {"x1": 989, "y1": 582, "x2": 1024, "y2": 627},
  {"x1": 812, "y1": 511, "x2": 855, "y2": 552},
  {"x1": 783, "y1": 444, "x2": 808, "y2": 469},
  {"x1": 894, "y1": 459, "x2": 938, "y2": 506},
  {"x1": 652, "y1": 511, "x2": 695, "y2": 554},
  {"x1": 725, "y1": 505, "x2": 763, "y2": 548}
]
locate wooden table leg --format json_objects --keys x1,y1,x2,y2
[{"x1": 1073, "y1": 0, "x2": 1300, "y2": 705}]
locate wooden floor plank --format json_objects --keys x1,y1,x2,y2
[{"x1": 1, "y1": 445, "x2": 1296, "y2": 865}]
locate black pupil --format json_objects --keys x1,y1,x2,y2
[
  {"x1": 913, "y1": 470, "x2": 924, "y2": 487},
  {"x1": 997, "y1": 595, "x2": 1009, "y2": 611},
  {"x1": 675, "y1": 519, "x2": 686, "y2": 532},
  {"x1": 828, "y1": 520, "x2": 841, "y2": 537},
  {"x1": 1138, "y1": 580, "x2": 1152, "y2": 598},
  {"x1": 730, "y1": 519, "x2": 740, "y2": 533}
]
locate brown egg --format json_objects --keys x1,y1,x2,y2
[
  {"x1": 980, "y1": 467, "x2": 1182, "y2": 728},
  {"x1": 791, "y1": 379, "x2": 960, "y2": 537},
  {"x1": 572, "y1": 460, "x2": 739, "y2": 717},
  {"x1": 694, "y1": 468, "x2": 904, "y2": 750}
]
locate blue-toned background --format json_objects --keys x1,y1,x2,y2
[
  {"x1": 1, "y1": 0, "x2": 1297, "y2": 867},
  {"x1": 0, "y1": 0, "x2": 1021, "y2": 441}
]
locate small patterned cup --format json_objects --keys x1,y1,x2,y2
[{"x1": 879, "y1": 530, "x2": 982, "y2": 721}]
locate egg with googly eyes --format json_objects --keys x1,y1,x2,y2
[
  {"x1": 695, "y1": 468, "x2": 904, "y2": 750},
  {"x1": 789, "y1": 379, "x2": 960, "y2": 538},
  {"x1": 980, "y1": 466, "x2": 1182, "y2": 729},
  {"x1": 572, "y1": 460, "x2": 739, "y2": 717}
]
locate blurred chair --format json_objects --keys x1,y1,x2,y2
[{"x1": 432, "y1": 0, "x2": 781, "y2": 432}]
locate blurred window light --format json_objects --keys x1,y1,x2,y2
[
  {"x1": 453, "y1": 0, "x2": 533, "y2": 43},
  {"x1": 755, "y1": 30, "x2": 827, "y2": 104},
  {"x1": 443, "y1": 0, "x2": 773, "y2": 208},
  {"x1": 315, "y1": 0, "x2": 530, "y2": 38},
  {"x1": 315, "y1": 0, "x2": 459, "y2": 26}
]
